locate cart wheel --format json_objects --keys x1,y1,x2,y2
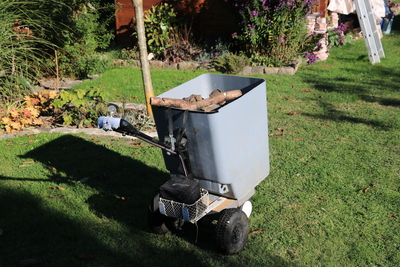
[
  {"x1": 215, "y1": 208, "x2": 249, "y2": 255},
  {"x1": 148, "y1": 194, "x2": 169, "y2": 235},
  {"x1": 147, "y1": 194, "x2": 184, "y2": 234}
]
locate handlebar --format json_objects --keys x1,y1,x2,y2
[
  {"x1": 97, "y1": 116, "x2": 174, "y2": 154},
  {"x1": 97, "y1": 116, "x2": 191, "y2": 177}
]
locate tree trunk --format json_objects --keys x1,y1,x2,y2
[{"x1": 131, "y1": 0, "x2": 154, "y2": 118}]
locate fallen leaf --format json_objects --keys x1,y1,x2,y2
[
  {"x1": 50, "y1": 186, "x2": 57, "y2": 190},
  {"x1": 313, "y1": 134, "x2": 323, "y2": 137},
  {"x1": 132, "y1": 142, "x2": 143, "y2": 146},
  {"x1": 322, "y1": 123, "x2": 330, "y2": 126},
  {"x1": 269, "y1": 128, "x2": 285, "y2": 136},
  {"x1": 92, "y1": 138, "x2": 100, "y2": 142},
  {"x1": 250, "y1": 229, "x2": 265, "y2": 234},
  {"x1": 133, "y1": 152, "x2": 140, "y2": 155},
  {"x1": 58, "y1": 186, "x2": 66, "y2": 190},
  {"x1": 269, "y1": 133, "x2": 284, "y2": 136},
  {"x1": 285, "y1": 97, "x2": 293, "y2": 101},
  {"x1": 300, "y1": 90, "x2": 315, "y2": 92},
  {"x1": 49, "y1": 167, "x2": 57, "y2": 171},
  {"x1": 22, "y1": 161, "x2": 34, "y2": 164},
  {"x1": 318, "y1": 197, "x2": 327, "y2": 201},
  {"x1": 370, "y1": 183, "x2": 377, "y2": 188},
  {"x1": 388, "y1": 216, "x2": 397, "y2": 219},
  {"x1": 363, "y1": 187, "x2": 370, "y2": 193},
  {"x1": 286, "y1": 111, "x2": 297, "y2": 115}
]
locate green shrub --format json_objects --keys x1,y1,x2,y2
[
  {"x1": 212, "y1": 54, "x2": 249, "y2": 74},
  {"x1": 53, "y1": 88, "x2": 108, "y2": 128},
  {"x1": 139, "y1": 3, "x2": 200, "y2": 62},
  {"x1": 55, "y1": 2, "x2": 115, "y2": 78},
  {"x1": 227, "y1": 0, "x2": 319, "y2": 67}
]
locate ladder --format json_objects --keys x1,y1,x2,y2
[{"x1": 353, "y1": 0, "x2": 385, "y2": 64}]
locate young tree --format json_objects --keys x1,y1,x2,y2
[{"x1": 131, "y1": 0, "x2": 154, "y2": 118}]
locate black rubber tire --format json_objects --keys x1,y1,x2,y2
[
  {"x1": 215, "y1": 208, "x2": 249, "y2": 255},
  {"x1": 147, "y1": 194, "x2": 170, "y2": 235},
  {"x1": 147, "y1": 194, "x2": 184, "y2": 234}
]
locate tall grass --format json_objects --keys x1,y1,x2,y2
[{"x1": 0, "y1": 1, "x2": 55, "y2": 106}]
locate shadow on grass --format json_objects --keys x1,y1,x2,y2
[
  {"x1": 0, "y1": 134, "x2": 292, "y2": 266},
  {"x1": 300, "y1": 52, "x2": 400, "y2": 129},
  {"x1": 307, "y1": 101, "x2": 394, "y2": 130}
]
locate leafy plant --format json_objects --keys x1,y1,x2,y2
[
  {"x1": 0, "y1": 90, "x2": 58, "y2": 133},
  {"x1": 227, "y1": 0, "x2": 319, "y2": 67},
  {"x1": 162, "y1": 25, "x2": 201, "y2": 63},
  {"x1": 53, "y1": 88, "x2": 108, "y2": 128},
  {"x1": 140, "y1": 3, "x2": 200, "y2": 62},
  {"x1": 196, "y1": 38, "x2": 231, "y2": 62},
  {"x1": 141, "y1": 3, "x2": 178, "y2": 58},
  {"x1": 328, "y1": 23, "x2": 354, "y2": 47},
  {"x1": 212, "y1": 54, "x2": 249, "y2": 74}
]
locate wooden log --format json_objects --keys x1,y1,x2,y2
[
  {"x1": 183, "y1": 94, "x2": 203, "y2": 103},
  {"x1": 150, "y1": 89, "x2": 242, "y2": 111},
  {"x1": 202, "y1": 104, "x2": 220, "y2": 112}
]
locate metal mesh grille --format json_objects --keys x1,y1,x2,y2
[{"x1": 159, "y1": 189, "x2": 209, "y2": 223}]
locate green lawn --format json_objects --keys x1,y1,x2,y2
[{"x1": 0, "y1": 17, "x2": 399, "y2": 266}]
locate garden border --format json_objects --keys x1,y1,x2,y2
[{"x1": 113, "y1": 58, "x2": 303, "y2": 76}]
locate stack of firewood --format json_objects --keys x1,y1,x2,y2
[{"x1": 150, "y1": 89, "x2": 242, "y2": 112}]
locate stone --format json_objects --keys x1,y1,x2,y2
[
  {"x1": 264, "y1": 68, "x2": 279, "y2": 75},
  {"x1": 163, "y1": 63, "x2": 178, "y2": 70},
  {"x1": 178, "y1": 61, "x2": 200, "y2": 71},
  {"x1": 149, "y1": 60, "x2": 164, "y2": 69},
  {"x1": 242, "y1": 66, "x2": 253, "y2": 75},
  {"x1": 277, "y1": 67, "x2": 295, "y2": 75},
  {"x1": 252, "y1": 66, "x2": 265, "y2": 75}
]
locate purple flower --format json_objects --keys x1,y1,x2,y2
[
  {"x1": 231, "y1": 32, "x2": 237, "y2": 38},
  {"x1": 251, "y1": 10, "x2": 259, "y2": 16},
  {"x1": 213, "y1": 52, "x2": 219, "y2": 57},
  {"x1": 304, "y1": 51, "x2": 317, "y2": 65}
]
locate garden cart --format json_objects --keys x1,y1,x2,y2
[{"x1": 98, "y1": 74, "x2": 270, "y2": 254}]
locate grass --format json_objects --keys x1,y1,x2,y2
[
  {"x1": 73, "y1": 68, "x2": 211, "y2": 103},
  {"x1": 1, "y1": 17, "x2": 400, "y2": 266}
]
